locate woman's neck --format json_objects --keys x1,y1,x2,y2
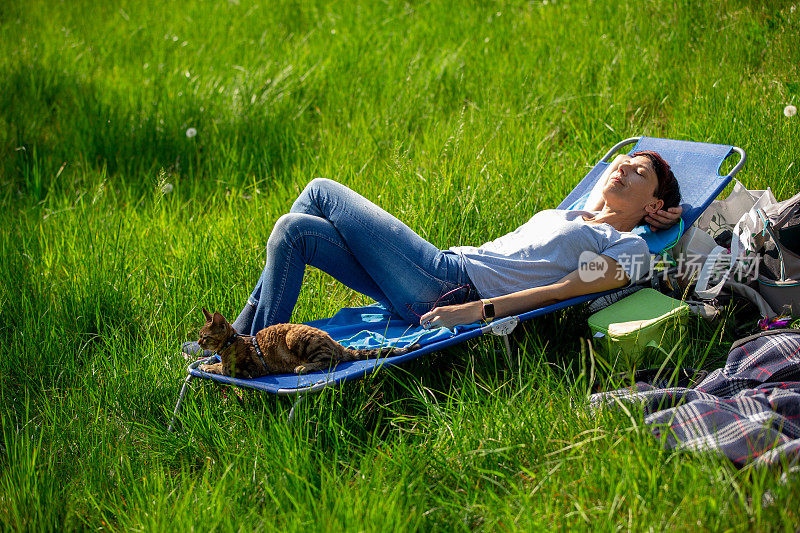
[{"x1": 583, "y1": 206, "x2": 641, "y2": 232}]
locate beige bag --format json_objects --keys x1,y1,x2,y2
[
  {"x1": 695, "y1": 180, "x2": 776, "y2": 242},
  {"x1": 674, "y1": 180, "x2": 777, "y2": 300}
]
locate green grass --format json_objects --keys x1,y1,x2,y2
[{"x1": 2, "y1": 0, "x2": 800, "y2": 530}]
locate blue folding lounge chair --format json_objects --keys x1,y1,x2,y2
[{"x1": 168, "y1": 136, "x2": 746, "y2": 430}]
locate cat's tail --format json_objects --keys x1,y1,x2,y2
[{"x1": 344, "y1": 342, "x2": 422, "y2": 360}]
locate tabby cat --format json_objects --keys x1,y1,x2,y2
[{"x1": 197, "y1": 308, "x2": 419, "y2": 378}]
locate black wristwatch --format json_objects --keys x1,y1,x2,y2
[{"x1": 481, "y1": 299, "x2": 495, "y2": 322}]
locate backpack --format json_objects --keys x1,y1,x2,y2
[{"x1": 757, "y1": 191, "x2": 800, "y2": 314}]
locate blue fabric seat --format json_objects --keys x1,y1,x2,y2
[{"x1": 169, "y1": 137, "x2": 746, "y2": 429}]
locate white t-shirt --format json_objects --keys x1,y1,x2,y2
[{"x1": 450, "y1": 209, "x2": 651, "y2": 299}]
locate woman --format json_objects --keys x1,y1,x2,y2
[{"x1": 183, "y1": 151, "x2": 681, "y2": 355}]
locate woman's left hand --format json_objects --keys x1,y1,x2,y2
[
  {"x1": 419, "y1": 302, "x2": 481, "y2": 330},
  {"x1": 645, "y1": 206, "x2": 683, "y2": 231}
]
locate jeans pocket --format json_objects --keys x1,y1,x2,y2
[
  {"x1": 406, "y1": 282, "x2": 465, "y2": 322},
  {"x1": 408, "y1": 298, "x2": 448, "y2": 321}
]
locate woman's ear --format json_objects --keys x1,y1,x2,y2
[{"x1": 645, "y1": 198, "x2": 664, "y2": 214}]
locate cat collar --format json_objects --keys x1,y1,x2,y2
[
  {"x1": 220, "y1": 332, "x2": 239, "y2": 351},
  {"x1": 251, "y1": 337, "x2": 268, "y2": 371}
]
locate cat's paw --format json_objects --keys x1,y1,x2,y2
[
  {"x1": 294, "y1": 365, "x2": 308, "y2": 375},
  {"x1": 199, "y1": 362, "x2": 223, "y2": 375}
]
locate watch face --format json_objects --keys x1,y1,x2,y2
[{"x1": 483, "y1": 302, "x2": 495, "y2": 318}]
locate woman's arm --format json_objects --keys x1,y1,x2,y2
[{"x1": 419, "y1": 254, "x2": 630, "y2": 330}]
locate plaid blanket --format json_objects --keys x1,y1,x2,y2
[{"x1": 591, "y1": 329, "x2": 800, "y2": 468}]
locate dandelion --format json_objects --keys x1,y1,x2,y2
[
  {"x1": 785, "y1": 105, "x2": 797, "y2": 118},
  {"x1": 186, "y1": 127, "x2": 197, "y2": 138},
  {"x1": 161, "y1": 183, "x2": 174, "y2": 194}
]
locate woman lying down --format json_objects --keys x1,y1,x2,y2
[
  {"x1": 417, "y1": 151, "x2": 681, "y2": 329},
  {"x1": 183, "y1": 150, "x2": 682, "y2": 366}
]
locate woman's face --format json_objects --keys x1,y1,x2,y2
[{"x1": 602, "y1": 155, "x2": 663, "y2": 215}]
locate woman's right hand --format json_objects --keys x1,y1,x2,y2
[{"x1": 645, "y1": 205, "x2": 683, "y2": 231}]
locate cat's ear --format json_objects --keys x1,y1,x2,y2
[
  {"x1": 202, "y1": 308, "x2": 213, "y2": 321},
  {"x1": 212, "y1": 312, "x2": 226, "y2": 326}
]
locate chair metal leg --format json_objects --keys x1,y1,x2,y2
[
  {"x1": 288, "y1": 394, "x2": 304, "y2": 426},
  {"x1": 501, "y1": 333, "x2": 518, "y2": 373},
  {"x1": 168, "y1": 374, "x2": 194, "y2": 433},
  {"x1": 482, "y1": 316, "x2": 521, "y2": 373}
]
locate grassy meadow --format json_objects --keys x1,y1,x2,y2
[{"x1": 2, "y1": 0, "x2": 800, "y2": 529}]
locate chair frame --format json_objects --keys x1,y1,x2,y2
[{"x1": 168, "y1": 136, "x2": 746, "y2": 431}]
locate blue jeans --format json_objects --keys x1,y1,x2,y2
[{"x1": 245, "y1": 178, "x2": 477, "y2": 334}]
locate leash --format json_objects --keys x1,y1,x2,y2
[{"x1": 251, "y1": 336, "x2": 269, "y2": 371}]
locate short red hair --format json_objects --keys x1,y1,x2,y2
[{"x1": 633, "y1": 150, "x2": 681, "y2": 210}]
